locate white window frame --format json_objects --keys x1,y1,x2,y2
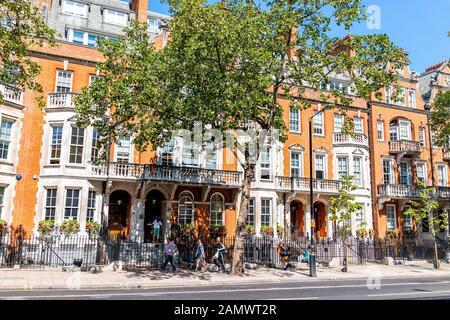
[
  {"x1": 353, "y1": 156, "x2": 363, "y2": 186},
  {"x1": 148, "y1": 18, "x2": 160, "y2": 33},
  {"x1": 49, "y1": 124, "x2": 63, "y2": 165},
  {"x1": 314, "y1": 153, "x2": 327, "y2": 179},
  {"x1": 289, "y1": 107, "x2": 300, "y2": 133},
  {"x1": 69, "y1": 126, "x2": 85, "y2": 164},
  {"x1": 334, "y1": 114, "x2": 344, "y2": 133},
  {"x1": 385, "y1": 86, "x2": 393, "y2": 104},
  {"x1": 178, "y1": 191, "x2": 194, "y2": 225},
  {"x1": 437, "y1": 164, "x2": 448, "y2": 187},
  {"x1": 416, "y1": 162, "x2": 427, "y2": 183},
  {"x1": 0, "y1": 118, "x2": 14, "y2": 161},
  {"x1": 44, "y1": 188, "x2": 57, "y2": 221},
  {"x1": 313, "y1": 112, "x2": 324, "y2": 136},
  {"x1": 86, "y1": 190, "x2": 96, "y2": 222},
  {"x1": 246, "y1": 198, "x2": 255, "y2": 225},
  {"x1": 382, "y1": 158, "x2": 394, "y2": 184},
  {"x1": 0, "y1": 186, "x2": 5, "y2": 218},
  {"x1": 181, "y1": 139, "x2": 199, "y2": 167},
  {"x1": 399, "y1": 161, "x2": 412, "y2": 186},
  {"x1": 261, "y1": 198, "x2": 272, "y2": 227},
  {"x1": 337, "y1": 156, "x2": 349, "y2": 181},
  {"x1": 55, "y1": 70, "x2": 73, "y2": 93},
  {"x1": 205, "y1": 141, "x2": 218, "y2": 170},
  {"x1": 353, "y1": 117, "x2": 364, "y2": 134},
  {"x1": 386, "y1": 204, "x2": 397, "y2": 230},
  {"x1": 64, "y1": 188, "x2": 80, "y2": 221},
  {"x1": 408, "y1": 90, "x2": 416, "y2": 108},
  {"x1": 355, "y1": 204, "x2": 365, "y2": 228},
  {"x1": 397, "y1": 87, "x2": 405, "y2": 106},
  {"x1": 377, "y1": 120, "x2": 384, "y2": 141},
  {"x1": 115, "y1": 135, "x2": 132, "y2": 163},
  {"x1": 260, "y1": 146, "x2": 271, "y2": 180},
  {"x1": 61, "y1": 0, "x2": 88, "y2": 18},
  {"x1": 103, "y1": 8, "x2": 128, "y2": 26},
  {"x1": 398, "y1": 120, "x2": 411, "y2": 140},
  {"x1": 419, "y1": 127, "x2": 426, "y2": 147},
  {"x1": 403, "y1": 205, "x2": 413, "y2": 231},
  {"x1": 290, "y1": 150, "x2": 302, "y2": 177},
  {"x1": 210, "y1": 193, "x2": 225, "y2": 226}
]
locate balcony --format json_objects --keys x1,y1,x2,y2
[
  {"x1": 276, "y1": 176, "x2": 342, "y2": 194},
  {"x1": 378, "y1": 184, "x2": 420, "y2": 199},
  {"x1": 435, "y1": 186, "x2": 450, "y2": 198},
  {"x1": 332, "y1": 133, "x2": 368, "y2": 147},
  {"x1": 389, "y1": 140, "x2": 421, "y2": 154},
  {"x1": 88, "y1": 162, "x2": 242, "y2": 187},
  {"x1": 0, "y1": 83, "x2": 23, "y2": 105},
  {"x1": 46, "y1": 93, "x2": 79, "y2": 109}
]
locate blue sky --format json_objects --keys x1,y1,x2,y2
[{"x1": 148, "y1": 0, "x2": 450, "y2": 73}]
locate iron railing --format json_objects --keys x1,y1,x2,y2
[
  {"x1": 389, "y1": 139, "x2": 421, "y2": 153},
  {"x1": 276, "y1": 176, "x2": 342, "y2": 194}
]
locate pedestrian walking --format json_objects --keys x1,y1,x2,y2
[
  {"x1": 194, "y1": 239, "x2": 206, "y2": 272},
  {"x1": 212, "y1": 237, "x2": 226, "y2": 273},
  {"x1": 277, "y1": 240, "x2": 290, "y2": 270},
  {"x1": 151, "y1": 217, "x2": 162, "y2": 243},
  {"x1": 161, "y1": 238, "x2": 177, "y2": 271}
]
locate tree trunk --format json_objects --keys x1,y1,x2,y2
[{"x1": 231, "y1": 164, "x2": 253, "y2": 275}]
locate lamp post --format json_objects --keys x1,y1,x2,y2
[
  {"x1": 308, "y1": 104, "x2": 332, "y2": 277},
  {"x1": 424, "y1": 103, "x2": 439, "y2": 269}
]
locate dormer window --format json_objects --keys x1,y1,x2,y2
[
  {"x1": 103, "y1": 9, "x2": 128, "y2": 26},
  {"x1": 61, "y1": 0, "x2": 88, "y2": 18}
]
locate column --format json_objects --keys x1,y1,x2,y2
[
  {"x1": 161, "y1": 200, "x2": 171, "y2": 243},
  {"x1": 326, "y1": 210, "x2": 333, "y2": 239},
  {"x1": 305, "y1": 204, "x2": 311, "y2": 240},
  {"x1": 130, "y1": 199, "x2": 145, "y2": 240},
  {"x1": 272, "y1": 198, "x2": 278, "y2": 239}
]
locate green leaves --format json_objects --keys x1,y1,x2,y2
[
  {"x1": 0, "y1": 0, "x2": 56, "y2": 106},
  {"x1": 430, "y1": 90, "x2": 450, "y2": 150}
]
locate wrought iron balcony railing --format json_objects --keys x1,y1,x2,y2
[
  {"x1": 333, "y1": 133, "x2": 368, "y2": 147},
  {"x1": 88, "y1": 162, "x2": 242, "y2": 187},
  {"x1": 389, "y1": 139, "x2": 421, "y2": 154},
  {"x1": 46, "y1": 92, "x2": 80, "y2": 109},
  {"x1": 0, "y1": 83, "x2": 23, "y2": 105},
  {"x1": 276, "y1": 176, "x2": 343, "y2": 194}
]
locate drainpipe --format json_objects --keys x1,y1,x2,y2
[{"x1": 367, "y1": 101, "x2": 379, "y2": 239}]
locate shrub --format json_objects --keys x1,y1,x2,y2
[
  {"x1": 0, "y1": 219, "x2": 7, "y2": 236},
  {"x1": 38, "y1": 220, "x2": 55, "y2": 236},
  {"x1": 243, "y1": 224, "x2": 256, "y2": 236},
  {"x1": 85, "y1": 220, "x2": 102, "y2": 237},
  {"x1": 60, "y1": 219, "x2": 80, "y2": 237},
  {"x1": 261, "y1": 225, "x2": 273, "y2": 237}
]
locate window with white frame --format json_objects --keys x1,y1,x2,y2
[
  {"x1": 399, "y1": 161, "x2": 411, "y2": 185},
  {"x1": 290, "y1": 150, "x2": 301, "y2": 177},
  {"x1": 397, "y1": 88, "x2": 405, "y2": 106},
  {"x1": 0, "y1": 119, "x2": 13, "y2": 160},
  {"x1": 377, "y1": 120, "x2": 384, "y2": 141},
  {"x1": 161, "y1": 139, "x2": 174, "y2": 166},
  {"x1": 408, "y1": 90, "x2": 416, "y2": 108},
  {"x1": 382, "y1": 158, "x2": 393, "y2": 184},
  {"x1": 353, "y1": 157, "x2": 362, "y2": 186},
  {"x1": 0, "y1": 186, "x2": 4, "y2": 217},
  {"x1": 313, "y1": 112, "x2": 324, "y2": 135},
  {"x1": 445, "y1": 75, "x2": 450, "y2": 87},
  {"x1": 178, "y1": 192, "x2": 194, "y2": 224},
  {"x1": 147, "y1": 18, "x2": 159, "y2": 33},
  {"x1": 103, "y1": 9, "x2": 128, "y2": 26},
  {"x1": 205, "y1": 141, "x2": 218, "y2": 169},
  {"x1": 419, "y1": 127, "x2": 426, "y2": 147},
  {"x1": 353, "y1": 117, "x2": 364, "y2": 134},
  {"x1": 64, "y1": 189, "x2": 80, "y2": 220},
  {"x1": 438, "y1": 164, "x2": 447, "y2": 187},
  {"x1": 399, "y1": 120, "x2": 411, "y2": 140},
  {"x1": 89, "y1": 75, "x2": 102, "y2": 86},
  {"x1": 116, "y1": 136, "x2": 131, "y2": 163},
  {"x1": 50, "y1": 125, "x2": 63, "y2": 164},
  {"x1": 86, "y1": 190, "x2": 96, "y2": 222},
  {"x1": 431, "y1": 130, "x2": 437, "y2": 147},
  {"x1": 386, "y1": 204, "x2": 396, "y2": 230},
  {"x1": 289, "y1": 107, "x2": 300, "y2": 132},
  {"x1": 261, "y1": 199, "x2": 271, "y2": 226},
  {"x1": 337, "y1": 156, "x2": 348, "y2": 180},
  {"x1": 334, "y1": 114, "x2": 344, "y2": 133},
  {"x1": 55, "y1": 70, "x2": 72, "y2": 93},
  {"x1": 246, "y1": 198, "x2": 255, "y2": 225},
  {"x1": 61, "y1": 0, "x2": 88, "y2": 18},
  {"x1": 210, "y1": 193, "x2": 224, "y2": 226},
  {"x1": 328, "y1": 81, "x2": 351, "y2": 94},
  {"x1": 91, "y1": 129, "x2": 99, "y2": 162},
  {"x1": 69, "y1": 126, "x2": 85, "y2": 164},
  {"x1": 182, "y1": 140, "x2": 199, "y2": 167},
  {"x1": 314, "y1": 153, "x2": 326, "y2": 179},
  {"x1": 416, "y1": 162, "x2": 427, "y2": 183},
  {"x1": 385, "y1": 86, "x2": 392, "y2": 104},
  {"x1": 44, "y1": 188, "x2": 57, "y2": 220},
  {"x1": 403, "y1": 206, "x2": 412, "y2": 231},
  {"x1": 260, "y1": 147, "x2": 271, "y2": 180},
  {"x1": 355, "y1": 204, "x2": 365, "y2": 228}
]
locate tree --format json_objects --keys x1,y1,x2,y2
[
  {"x1": 404, "y1": 181, "x2": 448, "y2": 269},
  {"x1": 0, "y1": 0, "x2": 56, "y2": 106},
  {"x1": 75, "y1": 0, "x2": 406, "y2": 275},
  {"x1": 329, "y1": 175, "x2": 363, "y2": 271},
  {"x1": 429, "y1": 90, "x2": 450, "y2": 149}
]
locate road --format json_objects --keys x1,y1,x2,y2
[{"x1": 1, "y1": 276, "x2": 450, "y2": 300}]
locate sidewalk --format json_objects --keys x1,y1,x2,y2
[{"x1": 1, "y1": 261, "x2": 450, "y2": 291}]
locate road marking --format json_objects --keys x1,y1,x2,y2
[
  {"x1": 2, "y1": 280, "x2": 450, "y2": 299},
  {"x1": 266, "y1": 297, "x2": 319, "y2": 300},
  {"x1": 368, "y1": 290, "x2": 450, "y2": 297}
]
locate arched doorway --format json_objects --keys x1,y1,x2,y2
[
  {"x1": 290, "y1": 200, "x2": 304, "y2": 239},
  {"x1": 144, "y1": 189, "x2": 165, "y2": 242},
  {"x1": 313, "y1": 202, "x2": 327, "y2": 238},
  {"x1": 108, "y1": 190, "x2": 131, "y2": 238}
]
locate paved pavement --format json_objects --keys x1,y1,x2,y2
[
  {"x1": 1, "y1": 261, "x2": 450, "y2": 292},
  {"x1": 1, "y1": 276, "x2": 450, "y2": 300}
]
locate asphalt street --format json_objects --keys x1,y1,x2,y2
[{"x1": 1, "y1": 275, "x2": 450, "y2": 300}]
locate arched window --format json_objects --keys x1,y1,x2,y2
[
  {"x1": 178, "y1": 191, "x2": 194, "y2": 224},
  {"x1": 210, "y1": 193, "x2": 225, "y2": 226}
]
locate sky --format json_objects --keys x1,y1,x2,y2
[{"x1": 147, "y1": 0, "x2": 450, "y2": 73}]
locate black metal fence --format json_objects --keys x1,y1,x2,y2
[{"x1": 1, "y1": 233, "x2": 449, "y2": 270}]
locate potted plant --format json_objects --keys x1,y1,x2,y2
[
  {"x1": 60, "y1": 219, "x2": 80, "y2": 237},
  {"x1": 355, "y1": 228, "x2": 367, "y2": 239},
  {"x1": 276, "y1": 225, "x2": 284, "y2": 237},
  {"x1": 260, "y1": 225, "x2": 273, "y2": 237},
  {"x1": 85, "y1": 220, "x2": 102, "y2": 238},
  {"x1": 38, "y1": 220, "x2": 55, "y2": 237},
  {"x1": 243, "y1": 224, "x2": 256, "y2": 236},
  {"x1": 0, "y1": 219, "x2": 7, "y2": 236},
  {"x1": 386, "y1": 228, "x2": 399, "y2": 240},
  {"x1": 209, "y1": 224, "x2": 227, "y2": 236},
  {"x1": 179, "y1": 223, "x2": 195, "y2": 236}
]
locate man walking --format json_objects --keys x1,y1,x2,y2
[
  {"x1": 161, "y1": 238, "x2": 177, "y2": 272},
  {"x1": 213, "y1": 237, "x2": 226, "y2": 273}
]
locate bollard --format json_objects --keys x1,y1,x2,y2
[{"x1": 309, "y1": 253, "x2": 317, "y2": 277}]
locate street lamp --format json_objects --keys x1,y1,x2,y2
[{"x1": 308, "y1": 103, "x2": 333, "y2": 277}]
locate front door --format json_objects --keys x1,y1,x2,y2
[{"x1": 144, "y1": 190, "x2": 164, "y2": 242}]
